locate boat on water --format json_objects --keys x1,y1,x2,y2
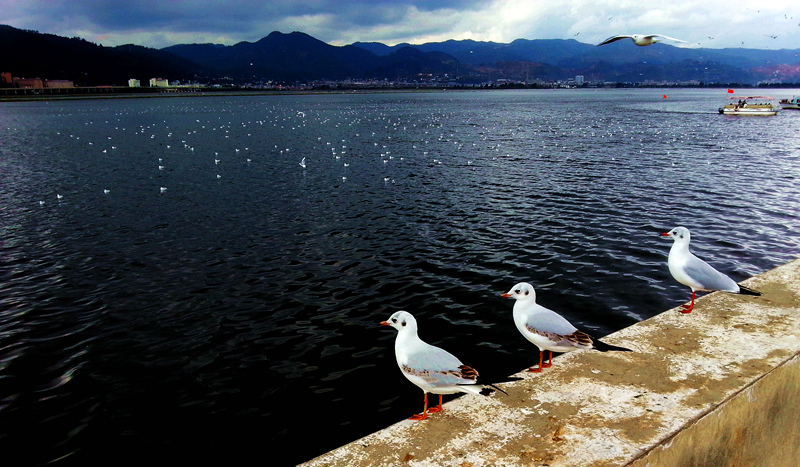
[
  {"x1": 718, "y1": 96, "x2": 779, "y2": 116},
  {"x1": 779, "y1": 96, "x2": 800, "y2": 110}
]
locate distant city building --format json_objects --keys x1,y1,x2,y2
[
  {"x1": 45, "y1": 79, "x2": 73, "y2": 88},
  {"x1": 1, "y1": 72, "x2": 12, "y2": 85},
  {"x1": 128, "y1": 79, "x2": 141, "y2": 87},
  {"x1": 575, "y1": 75, "x2": 585, "y2": 86},
  {"x1": 13, "y1": 77, "x2": 43, "y2": 88},
  {"x1": 149, "y1": 78, "x2": 169, "y2": 87}
]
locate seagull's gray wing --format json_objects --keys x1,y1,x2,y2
[
  {"x1": 597, "y1": 35, "x2": 631, "y2": 46},
  {"x1": 651, "y1": 34, "x2": 690, "y2": 43},
  {"x1": 526, "y1": 307, "x2": 579, "y2": 336},
  {"x1": 684, "y1": 255, "x2": 739, "y2": 293},
  {"x1": 404, "y1": 343, "x2": 476, "y2": 386}
]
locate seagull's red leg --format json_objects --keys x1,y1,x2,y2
[
  {"x1": 541, "y1": 350, "x2": 553, "y2": 368},
  {"x1": 409, "y1": 393, "x2": 429, "y2": 420},
  {"x1": 680, "y1": 291, "x2": 696, "y2": 314},
  {"x1": 527, "y1": 351, "x2": 545, "y2": 372},
  {"x1": 428, "y1": 394, "x2": 443, "y2": 414}
]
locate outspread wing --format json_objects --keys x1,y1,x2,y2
[
  {"x1": 597, "y1": 35, "x2": 631, "y2": 46},
  {"x1": 652, "y1": 34, "x2": 690, "y2": 43}
]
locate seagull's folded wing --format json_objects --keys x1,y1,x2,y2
[{"x1": 684, "y1": 257, "x2": 739, "y2": 292}]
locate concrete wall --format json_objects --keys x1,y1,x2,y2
[
  {"x1": 629, "y1": 353, "x2": 800, "y2": 467},
  {"x1": 300, "y1": 258, "x2": 800, "y2": 467}
]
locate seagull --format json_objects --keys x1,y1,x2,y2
[
  {"x1": 597, "y1": 34, "x2": 693, "y2": 47},
  {"x1": 299, "y1": 157, "x2": 306, "y2": 169},
  {"x1": 660, "y1": 227, "x2": 761, "y2": 314},
  {"x1": 502, "y1": 283, "x2": 631, "y2": 373},
  {"x1": 381, "y1": 311, "x2": 509, "y2": 420}
]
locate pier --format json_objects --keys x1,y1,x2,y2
[{"x1": 300, "y1": 258, "x2": 800, "y2": 466}]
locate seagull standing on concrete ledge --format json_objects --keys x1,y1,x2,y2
[
  {"x1": 597, "y1": 34, "x2": 693, "y2": 46},
  {"x1": 661, "y1": 226, "x2": 761, "y2": 314},
  {"x1": 502, "y1": 283, "x2": 631, "y2": 373},
  {"x1": 381, "y1": 311, "x2": 509, "y2": 420}
]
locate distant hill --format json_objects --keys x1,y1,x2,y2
[
  {"x1": 351, "y1": 37, "x2": 800, "y2": 83},
  {"x1": 162, "y1": 31, "x2": 461, "y2": 82},
  {"x1": 0, "y1": 25, "x2": 206, "y2": 86},
  {"x1": 3, "y1": 24, "x2": 800, "y2": 86}
]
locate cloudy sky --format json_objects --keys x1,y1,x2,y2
[{"x1": 3, "y1": 0, "x2": 799, "y2": 50}]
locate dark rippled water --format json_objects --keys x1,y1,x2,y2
[{"x1": 2, "y1": 89, "x2": 799, "y2": 465}]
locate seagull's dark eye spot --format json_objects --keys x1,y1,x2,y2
[
  {"x1": 391, "y1": 318, "x2": 397, "y2": 323},
  {"x1": 401, "y1": 321, "x2": 406, "y2": 327},
  {"x1": 524, "y1": 290, "x2": 529, "y2": 295},
  {"x1": 514, "y1": 289, "x2": 520, "y2": 294}
]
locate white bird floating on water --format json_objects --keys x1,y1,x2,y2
[
  {"x1": 597, "y1": 34, "x2": 694, "y2": 47},
  {"x1": 660, "y1": 227, "x2": 761, "y2": 314},
  {"x1": 381, "y1": 311, "x2": 512, "y2": 420},
  {"x1": 502, "y1": 283, "x2": 631, "y2": 373},
  {"x1": 299, "y1": 157, "x2": 306, "y2": 168}
]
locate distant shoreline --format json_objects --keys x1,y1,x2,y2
[
  {"x1": 2, "y1": 84, "x2": 798, "y2": 103},
  {"x1": 0, "y1": 88, "x2": 458, "y2": 102}
]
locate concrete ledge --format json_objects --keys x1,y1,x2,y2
[{"x1": 300, "y1": 258, "x2": 800, "y2": 466}]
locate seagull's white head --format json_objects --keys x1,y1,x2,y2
[
  {"x1": 660, "y1": 226, "x2": 691, "y2": 243},
  {"x1": 381, "y1": 310, "x2": 417, "y2": 333},
  {"x1": 501, "y1": 282, "x2": 537, "y2": 301}
]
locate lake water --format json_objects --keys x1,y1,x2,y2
[{"x1": 2, "y1": 89, "x2": 799, "y2": 465}]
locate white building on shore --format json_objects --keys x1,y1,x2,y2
[{"x1": 149, "y1": 78, "x2": 169, "y2": 87}]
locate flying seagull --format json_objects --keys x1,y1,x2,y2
[
  {"x1": 381, "y1": 311, "x2": 513, "y2": 420},
  {"x1": 598, "y1": 34, "x2": 693, "y2": 47},
  {"x1": 502, "y1": 283, "x2": 631, "y2": 373},
  {"x1": 660, "y1": 226, "x2": 761, "y2": 314}
]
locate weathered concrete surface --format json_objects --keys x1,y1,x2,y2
[
  {"x1": 299, "y1": 258, "x2": 800, "y2": 467},
  {"x1": 628, "y1": 353, "x2": 800, "y2": 467}
]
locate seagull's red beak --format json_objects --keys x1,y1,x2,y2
[
  {"x1": 500, "y1": 293, "x2": 511, "y2": 298},
  {"x1": 380, "y1": 321, "x2": 390, "y2": 326},
  {"x1": 660, "y1": 232, "x2": 670, "y2": 237}
]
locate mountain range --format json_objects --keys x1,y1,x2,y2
[{"x1": 3, "y1": 24, "x2": 799, "y2": 87}]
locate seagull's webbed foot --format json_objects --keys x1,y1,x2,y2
[
  {"x1": 409, "y1": 393, "x2": 432, "y2": 420},
  {"x1": 680, "y1": 292, "x2": 696, "y2": 314},
  {"x1": 526, "y1": 352, "x2": 547, "y2": 372},
  {"x1": 427, "y1": 395, "x2": 443, "y2": 413},
  {"x1": 541, "y1": 351, "x2": 553, "y2": 368}
]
